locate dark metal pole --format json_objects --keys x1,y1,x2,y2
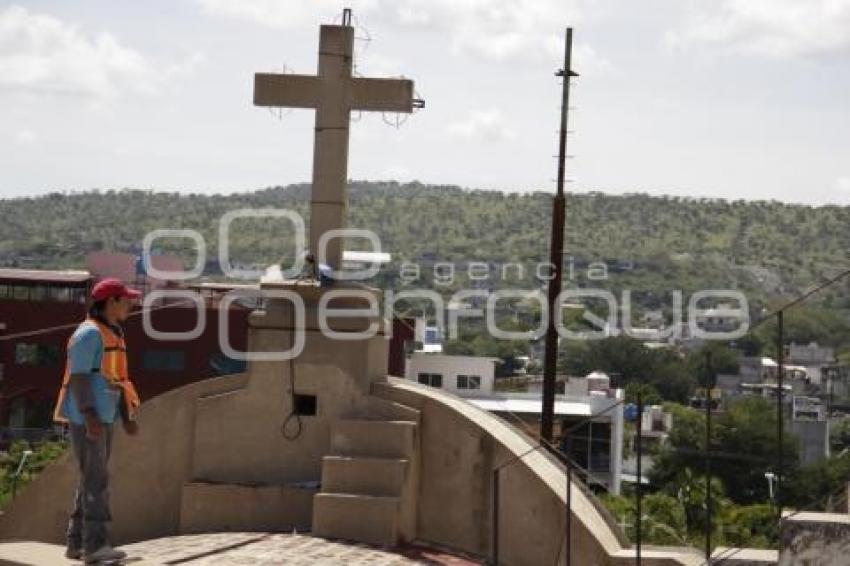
[
  {"x1": 541, "y1": 27, "x2": 575, "y2": 442},
  {"x1": 705, "y1": 350, "x2": 713, "y2": 565},
  {"x1": 705, "y1": 362, "x2": 712, "y2": 566},
  {"x1": 776, "y1": 310, "x2": 784, "y2": 522},
  {"x1": 705, "y1": 398, "x2": 713, "y2": 564},
  {"x1": 566, "y1": 461, "x2": 573, "y2": 566},
  {"x1": 635, "y1": 382, "x2": 643, "y2": 566},
  {"x1": 493, "y1": 468, "x2": 500, "y2": 565}
]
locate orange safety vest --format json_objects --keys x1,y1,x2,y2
[{"x1": 54, "y1": 318, "x2": 140, "y2": 423}]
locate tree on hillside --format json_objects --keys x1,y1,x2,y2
[
  {"x1": 686, "y1": 342, "x2": 739, "y2": 383},
  {"x1": 755, "y1": 305, "x2": 850, "y2": 351},
  {"x1": 785, "y1": 452, "x2": 850, "y2": 511},
  {"x1": 558, "y1": 336, "x2": 695, "y2": 403},
  {"x1": 651, "y1": 397, "x2": 800, "y2": 505}
]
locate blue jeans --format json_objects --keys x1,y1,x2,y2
[{"x1": 67, "y1": 423, "x2": 113, "y2": 553}]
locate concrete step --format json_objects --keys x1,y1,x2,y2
[
  {"x1": 312, "y1": 493, "x2": 400, "y2": 546},
  {"x1": 362, "y1": 396, "x2": 421, "y2": 423},
  {"x1": 320, "y1": 455, "x2": 408, "y2": 497},
  {"x1": 330, "y1": 419, "x2": 417, "y2": 459},
  {"x1": 179, "y1": 481, "x2": 315, "y2": 534}
]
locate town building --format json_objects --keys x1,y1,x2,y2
[
  {"x1": 786, "y1": 342, "x2": 837, "y2": 386},
  {"x1": 0, "y1": 268, "x2": 251, "y2": 440},
  {"x1": 0, "y1": 267, "x2": 422, "y2": 442},
  {"x1": 405, "y1": 352, "x2": 623, "y2": 494},
  {"x1": 791, "y1": 395, "x2": 830, "y2": 464}
]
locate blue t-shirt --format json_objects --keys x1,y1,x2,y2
[{"x1": 60, "y1": 322, "x2": 122, "y2": 425}]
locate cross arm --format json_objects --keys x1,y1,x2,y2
[
  {"x1": 254, "y1": 73, "x2": 322, "y2": 109},
  {"x1": 349, "y1": 77, "x2": 414, "y2": 113}
]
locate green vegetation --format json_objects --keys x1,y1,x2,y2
[
  {"x1": 602, "y1": 489, "x2": 778, "y2": 550},
  {"x1": 559, "y1": 336, "x2": 700, "y2": 403},
  {"x1": 0, "y1": 440, "x2": 66, "y2": 509},
  {"x1": 1, "y1": 183, "x2": 849, "y2": 548},
  {"x1": 2, "y1": 183, "x2": 849, "y2": 304},
  {"x1": 606, "y1": 397, "x2": 850, "y2": 549},
  {"x1": 651, "y1": 398, "x2": 799, "y2": 504}
]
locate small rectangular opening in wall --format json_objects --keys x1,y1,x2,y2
[{"x1": 294, "y1": 394, "x2": 317, "y2": 416}]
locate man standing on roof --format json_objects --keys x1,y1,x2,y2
[{"x1": 54, "y1": 278, "x2": 142, "y2": 563}]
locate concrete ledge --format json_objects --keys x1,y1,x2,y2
[
  {"x1": 321, "y1": 455, "x2": 408, "y2": 497},
  {"x1": 373, "y1": 377, "x2": 709, "y2": 566},
  {"x1": 780, "y1": 511, "x2": 850, "y2": 566},
  {"x1": 330, "y1": 419, "x2": 417, "y2": 459},
  {"x1": 711, "y1": 546, "x2": 778, "y2": 565},
  {"x1": 0, "y1": 371, "x2": 249, "y2": 546},
  {"x1": 179, "y1": 481, "x2": 315, "y2": 534},
  {"x1": 312, "y1": 493, "x2": 400, "y2": 546},
  {"x1": 361, "y1": 396, "x2": 421, "y2": 423}
]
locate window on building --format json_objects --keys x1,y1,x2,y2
[
  {"x1": 29, "y1": 286, "x2": 47, "y2": 301},
  {"x1": 142, "y1": 350, "x2": 185, "y2": 371},
  {"x1": 15, "y1": 343, "x2": 60, "y2": 366},
  {"x1": 48, "y1": 287, "x2": 72, "y2": 302},
  {"x1": 0, "y1": 285, "x2": 9, "y2": 299},
  {"x1": 417, "y1": 372, "x2": 443, "y2": 388},
  {"x1": 457, "y1": 374, "x2": 481, "y2": 390},
  {"x1": 71, "y1": 288, "x2": 88, "y2": 304},
  {"x1": 12, "y1": 286, "x2": 29, "y2": 301}
]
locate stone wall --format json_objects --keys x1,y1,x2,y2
[
  {"x1": 373, "y1": 379, "x2": 704, "y2": 566},
  {"x1": 779, "y1": 512, "x2": 850, "y2": 566},
  {"x1": 0, "y1": 286, "x2": 718, "y2": 565}
]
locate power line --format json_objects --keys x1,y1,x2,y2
[
  {"x1": 748, "y1": 267, "x2": 850, "y2": 332},
  {"x1": 0, "y1": 295, "x2": 217, "y2": 342}
]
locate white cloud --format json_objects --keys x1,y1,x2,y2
[
  {"x1": 571, "y1": 44, "x2": 615, "y2": 77},
  {"x1": 15, "y1": 129, "x2": 36, "y2": 146},
  {"x1": 667, "y1": 0, "x2": 850, "y2": 57},
  {"x1": 0, "y1": 5, "x2": 202, "y2": 99},
  {"x1": 194, "y1": 0, "x2": 585, "y2": 61},
  {"x1": 354, "y1": 54, "x2": 405, "y2": 78},
  {"x1": 448, "y1": 109, "x2": 514, "y2": 141},
  {"x1": 385, "y1": 0, "x2": 583, "y2": 61},
  {"x1": 193, "y1": 0, "x2": 379, "y2": 29},
  {"x1": 382, "y1": 164, "x2": 413, "y2": 180},
  {"x1": 835, "y1": 176, "x2": 850, "y2": 193}
]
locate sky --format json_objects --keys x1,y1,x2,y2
[{"x1": 1, "y1": 0, "x2": 849, "y2": 205}]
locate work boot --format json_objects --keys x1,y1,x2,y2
[
  {"x1": 65, "y1": 544, "x2": 83, "y2": 560},
  {"x1": 85, "y1": 545, "x2": 126, "y2": 563}
]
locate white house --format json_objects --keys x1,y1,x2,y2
[
  {"x1": 405, "y1": 354, "x2": 623, "y2": 494},
  {"x1": 405, "y1": 352, "x2": 497, "y2": 396},
  {"x1": 787, "y1": 342, "x2": 837, "y2": 386}
]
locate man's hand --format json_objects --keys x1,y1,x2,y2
[
  {"x1": 84, "y1": 412, "x2": 103, "y2": 441},
  {"x1": 122, "y1": 419, "x2": 140, "y2": 436}
]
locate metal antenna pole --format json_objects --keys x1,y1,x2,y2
[
  {"x1": 541, "y1": 27, "x2": 577, "y2": 442},
  {"x1": 705, "y1": 351, "x2": 714, "y2": 565},
  {"x1": 635, "y1": 380, "x2": 643, "y2": 566},
  {"x1": 776, "y1": 309, "x2": 784, "y2": 522}
]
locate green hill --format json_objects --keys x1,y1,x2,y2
[{"x1": 1, "y1": 182, "x2": 849, "y2": 314}]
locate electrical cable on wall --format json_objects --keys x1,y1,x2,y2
[{"x1": 280, "y1": 326, "x2": 303, "y2": 440}]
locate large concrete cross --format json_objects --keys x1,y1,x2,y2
[{"x1": 254, "y1": 12, "x2": 418, "y2": 272}]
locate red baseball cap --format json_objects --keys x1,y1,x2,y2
[{"x1": 91, "y1": 278, "x2": 142, "y2": 302}]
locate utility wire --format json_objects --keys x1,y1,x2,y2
[
  {"x1": 0, "y1": 295, "x2": 219, "y2": 342},
  {"x1": 748, "y1": 267, "x2": 850, "y2": 332}
]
